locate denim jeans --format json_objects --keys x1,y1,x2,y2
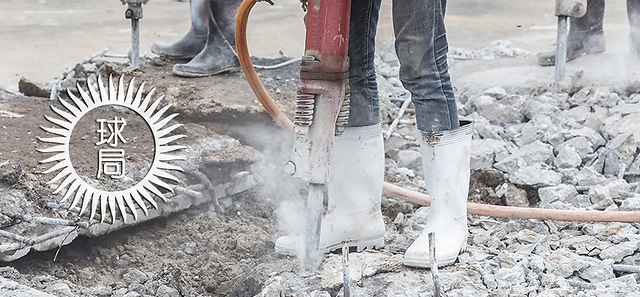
[
  {"x1": 347, "y1": 0, "x2": 459, "y2": 132},
  {"x1": 347, "y1": 0, "x2": 382, "y2": 128}
]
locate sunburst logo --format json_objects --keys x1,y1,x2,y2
[{"x1": 39, "y1": 75, "x2": 185, "y2": 224}]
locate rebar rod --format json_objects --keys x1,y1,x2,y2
[
  {"x1": 342, "y1": 241, "x2": 351, "y2": 297},
  {"x1": 3, "y1": 212, "x2": 88, "y2": 229},
  {"x1": 384, "y1": 97, "x2": 412, "y2": 139},
  {"x1": 429, "y1": 233, "x2": 441, "y2": 297}
]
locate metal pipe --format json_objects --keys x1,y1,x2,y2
[{"x1": 234, "y1": 0, "x2": 640, "y2": 224}]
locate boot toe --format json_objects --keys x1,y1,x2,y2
[
  {"x1": 275, "y1": 235, "x2": 302, "y2": 256},
  {"x1": 172, "y1": 63, "x2": 206, "y2": 77},
  {"x1": 151, "y1": 42, "x2": 171, "y2": 55},
  {"x1": 537, "y1": 51, "x2": 556, "y2": 67}
]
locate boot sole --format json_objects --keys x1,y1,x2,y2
[
  {"x1": 150, "y1": 42, "x2": 204, "y2": 60},
  {"x1": 403, "y1": 254, "x2": 456, "y2": 268},
  {"x1": 172, "y1": 66, "x2": 242, "y2": 78},
  {"x1": 150, "y1": 47, "x2": 198, "y2": 59},
  {"x1": 275, "y1": 236, "x2": 385, "y2": 257}
]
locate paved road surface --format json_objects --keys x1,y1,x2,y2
[{"x1": 0, "y1": 0, "x2": 633, "y2": 88}]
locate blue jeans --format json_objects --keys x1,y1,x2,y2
[{"x1": 347, "y1": 0, "x2": 459, "y2": 132}]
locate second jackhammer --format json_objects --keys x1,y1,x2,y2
[{"x1": 554, "y1": 0, "x2": 587, "y2": 82}]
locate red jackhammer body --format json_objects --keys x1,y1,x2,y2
[{"x1": 284, "y1": 0, "x2": 352, "y2": 270}]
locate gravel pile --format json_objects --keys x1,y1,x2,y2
[{"x1": 238, "y1": 40, "x2": 640, "y2": 297}]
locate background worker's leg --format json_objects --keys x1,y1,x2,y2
[
  {"x1": 173, "y1": 0, "x2": 241, "y2": 77},
  {"x1": 151, "y1": 0, "x2": 208, "y2": 59}
]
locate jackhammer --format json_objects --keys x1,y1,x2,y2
[
  {"x1": 283, "y1": 0, "x2": 351, "y2": 271},
  {"x1": 554, "y1": 0, "x2": 587, "y2": 82},
  {"x1": 121, "y1": 0, "x2": 149, "y2": 69}
]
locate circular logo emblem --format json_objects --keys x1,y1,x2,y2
[{"x1": 39, "y1": 75, "x2": 185, "y2": 224}]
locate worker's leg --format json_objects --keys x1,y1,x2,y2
[
  {"x1": 393, "y1": 0, "x2": 458, "y2": 133},
  {"x1": 347, "y1": 0, "x2": 381, "y2": 128},
  {"x1": 393, "y1": 0, "x2": 471, "y2": 268},
  {"x1": 172, "y1": 0, "x2": 241, "y2": 77},
  {"x1": 538, "y1": 0, "x2": 606, "y2": 66},
  {"x1": 151, "y1": 0, "x2": 208, "y2": 59}
]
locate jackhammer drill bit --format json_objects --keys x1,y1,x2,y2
[
  {"x1": 121, "y1": 0, "x2": 149, "y2": 69},
  {"x1": 284, "y1": 0, "x2": 352, "y2": 271},
  {"x1": 554, "y1": 0, "x2": 587, "y2": 82}
]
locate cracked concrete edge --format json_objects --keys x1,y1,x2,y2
[
  {"x1": 0, "y1": 173, "x2": 259, "y2": 262},
  {"x1": 0, "y1": 276, "x2": 56, "y2": 297}
]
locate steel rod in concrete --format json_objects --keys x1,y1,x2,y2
[
  {"x1": 27, "y1": 226, "x2": 77, "y2": 246},
  {"x1": 613, "y1": 264, "x2": 640, "y2": 273},
  {"x1": 342, "y1": 241, "x2": 351, "y2": 297},
  {"x1": 0, "y1": 229, "x2": 28, "y2": 243},
  {"x1": 429, "y1": 233, "x2": 441, "y2": 297},
  {"x1": 3, "y1": 212, "x2": 88, "y2": 229}
]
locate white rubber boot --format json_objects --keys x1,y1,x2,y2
[
  {"x1": 403, "y1": 120, "x2": 473, "y2": 268},
  {"x1": 275, "y1": 123, "x2": 386, "y2": 256}
]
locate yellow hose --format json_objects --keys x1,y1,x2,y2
[{"x1": 234, "y1": 0, "x2": 640, "y2": 223}]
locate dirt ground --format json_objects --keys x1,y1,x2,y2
[{"x1": 0, "y1": 55, "x2": 311, "y2": 296}]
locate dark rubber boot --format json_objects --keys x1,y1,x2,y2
[
  {"x1": 151, "y1": 0, "x2": 208, "y2": 59},
  {"x1": 629, "y1": 0, "x2": 640, "y2": 56},
  {"x1": 538, "y1": 0, "x2": 606, "y2": 66},
  {"x1": 172, "y1": 0, "x2": 241, "y2": 77}
]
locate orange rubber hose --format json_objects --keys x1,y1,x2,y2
[
  {"x1": 234, "y1": 0, "x2": 640, "y2": 223},
  {"x1": 236, "y1": 0, "x2": 294, "y2": 135}
]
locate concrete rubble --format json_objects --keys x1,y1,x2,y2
[{"x1": 230, "y1": 39, "x2": 640, "y2": 297}]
